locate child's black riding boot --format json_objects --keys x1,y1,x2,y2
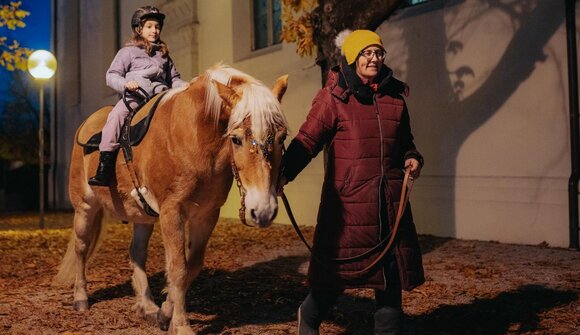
[
  {"x1": 88, "y1": 151, "x2": 116, "y2": 186},
  {"x1": 374, "y1": 306, "x2": 403, "y2": 335}
]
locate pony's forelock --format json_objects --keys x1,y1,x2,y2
[
  {"x1": 229, "y1": 83, "x2": 287, "y2": 141},
  {"x1": 204, "y1": 64, "x2": 289, "y2": 142}
]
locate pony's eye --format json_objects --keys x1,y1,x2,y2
[{"x1": 231, "y1": 136, "x2": 242, "y2": 146}]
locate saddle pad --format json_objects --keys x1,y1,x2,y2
[{"x1": 76, "y1": 92, "x2": 166, "y2": 150}]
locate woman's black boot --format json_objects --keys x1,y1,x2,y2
[
  {"x1": 374, "y1": 306, "x2": 403, "y2": 335},
  {"x1": 297, "y1": 306, "x2": 320, "y2": 335},
  {"x1": 88, "y1": 151, "x2": 116, "y2": 186}
]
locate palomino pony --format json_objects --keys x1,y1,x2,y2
[{"x1": 54, "y1": 64, "x2": 289, "y2": 335}]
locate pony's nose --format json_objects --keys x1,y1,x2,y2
[
  {"x1": 250, "y1": 209, "x2": 258, "y2": 222},
  {"x1": 248, "y1": 203, "x2": 278, "y2": 227},
  {"x1": 245, "y1": 189, "x2": 278, "y2": 227},
  {"x1": 250, "y1": 207, "x2": 277, "y2": 227}
]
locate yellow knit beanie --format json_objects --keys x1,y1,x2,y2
[{"x1": 337, "y1": 29, "x2": 384, "y2": 65}]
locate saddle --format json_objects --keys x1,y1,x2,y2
[
  {"x1": 77, "y1": 89, "x2": 167, "y2": 218},
  {"x1": 76, "y1": 90, "x2": 166, "y2": 154}
]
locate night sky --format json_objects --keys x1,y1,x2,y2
[{"x1": 0, "y1": 0, "x2": 51, "y2": 109}]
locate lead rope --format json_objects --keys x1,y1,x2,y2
[{"x1": 282, "y1": 168, "x2": 414, "y2": 277}]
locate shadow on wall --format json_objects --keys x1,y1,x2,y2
[{"x1": 384, "y1": 0, "x2": 565, "y2": 238}]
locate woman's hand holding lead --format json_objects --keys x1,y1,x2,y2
[{"x1": 405, "y1": 158, "x2": 421, "y2": 179}]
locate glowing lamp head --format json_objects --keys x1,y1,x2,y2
[{"x1": 27, "y1": 50, "x2": 57, "y2": 79}]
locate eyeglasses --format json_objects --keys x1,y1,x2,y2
[{"x1": 359, "y1": 49, "x2": 386, "y2": 61}]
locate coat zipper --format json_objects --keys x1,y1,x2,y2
[
  {"x1": 374, "y1": 94, "x2": 388, "y2": 288},
  {"x1": 374, "y1": 95, "x2": 385, "y2": 235}
]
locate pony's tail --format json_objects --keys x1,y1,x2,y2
[{"x1": 52, "y1": 209, "x2": 106, "y2": 287}]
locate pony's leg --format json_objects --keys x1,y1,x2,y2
[
  {"x1": 130, "y1": 223, "x2": 158, "y2": 322},
  {"x1": 185, "y1": 210, "x2": 220, "y2": 285},
  {"x1": 72, "y1": 206, "x2": 104, "y2": 311},
  {"x1": 157, "y1": 209, "x2": 220, "y2": 334},
  {"x1": 157, "y1": 210, "x2": 194, "y2": 335}
]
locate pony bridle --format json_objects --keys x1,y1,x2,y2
[{"x1": 230, "y1": 132, "x2": 277, "y2": 227}]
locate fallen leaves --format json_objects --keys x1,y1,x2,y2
[{"x1": 0, "y1": 212, "x2": 578, "y2": 334}]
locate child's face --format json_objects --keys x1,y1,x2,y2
[{"x1": 140, "y1": 19, "x2": 161, "y2": 43}]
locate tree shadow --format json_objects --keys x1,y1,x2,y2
[
  {"x1": 183, "y1": 255, "x2": 310, "y2": 333},
  {"x1": 88, "y1": 255, "x2": 312, "y2": 332},
  {"x1": 406, "y1": 284, "x2": 578, "y2": 334},
  {"x1": 87, "y1": 233, "x2": 453, "y2": 310},
  {"x1": 88, "y1": 278, "x2": 136, "y2": 306},
  {"x1": 312, "y1": 284, "x2": 577, "y2": 335},
  {"x1": 88, "y1": 255, "x2": 575, "y2": 334},
  {"x1": 394, "y1": 0, "x2": 565, "y2": 238}
]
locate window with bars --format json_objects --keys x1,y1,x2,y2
[{"x1": 252, "y1": 0, "x2": 282, "y2": 51}]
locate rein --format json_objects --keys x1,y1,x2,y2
[{"x1": 282, "y1": 169, "x2": 414, "y2": 277}]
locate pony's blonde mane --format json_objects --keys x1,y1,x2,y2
[
  {"x1": 204, "y1": 64, "x2": 289, "y2": 142},
  {"x1": 160, "y1": 80, "x2": 193, "y2": 103}
]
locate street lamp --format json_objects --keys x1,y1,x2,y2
[{"x1": 27, "y1": 50, "x2": 57, "y2": 229}]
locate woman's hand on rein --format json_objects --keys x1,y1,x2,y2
[
  {"x1": 124, "y1": 80, "x2": 140, "y2": 91},
  {"x1": 405, "y1": 158, "x2": 421, "y2": 179}
]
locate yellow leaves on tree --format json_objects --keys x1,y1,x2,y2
[
  {"x1": 280, "y1": 0, "x2": 317, "y2": 57},
  {"x1": 0, "y1": 1, "x2": 29, "y2": 30},
  {"x1": 0, "y1": 1, "x2": 31, "y2": 71},
  {"x1": 0, "y1": 37, "x2": 29, "y2": 71}
]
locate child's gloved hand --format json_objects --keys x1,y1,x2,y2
[{"x1": 124, "y1": 80, "x2": 140, "y2": 91}]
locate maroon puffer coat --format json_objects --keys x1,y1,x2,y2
[{"x1": 283, "y1": 61, "x2": 425, "y2": 291}]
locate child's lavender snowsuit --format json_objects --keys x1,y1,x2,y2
[{"x1": 99, "y1": 44, "x2": 188, "y2": 152}]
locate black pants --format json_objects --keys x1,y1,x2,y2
[
  {"x1": 300, "y1": 257, "x2": 402, "y2": 328},
  {"x1": 300, "y1": 181, "x2": 402, "y2": 328}
]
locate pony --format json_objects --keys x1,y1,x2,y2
[{"x1": 53, "y1": 64, "x2": 289, "y2": 335}]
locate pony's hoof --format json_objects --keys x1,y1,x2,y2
[
  {"x1": 133, "y1": 303, "x2": 159, "y2": 325},
  {"x1": 145, "y1": 310, "x2": 159, "y2": 325},
  {"x1": 157, "y1": 309, "x2": 171, "y2": 331},
  {"x1": 72, "y1": 300, "x2": 89, "y2": 312},
  {"x1": 169, "y1": 323, "x2": 196, "y2": 335}
]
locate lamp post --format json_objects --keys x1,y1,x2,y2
[{"x1": 27, "y1": 50, "x2": 57, "y2": 229}]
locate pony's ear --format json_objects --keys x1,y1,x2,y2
[
  {"x1": 272, "y1": 75, "x2": 288, "y2": 102},
  {"x1": 212, "y1": 80, "x2": 240, "y2": 109}
]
